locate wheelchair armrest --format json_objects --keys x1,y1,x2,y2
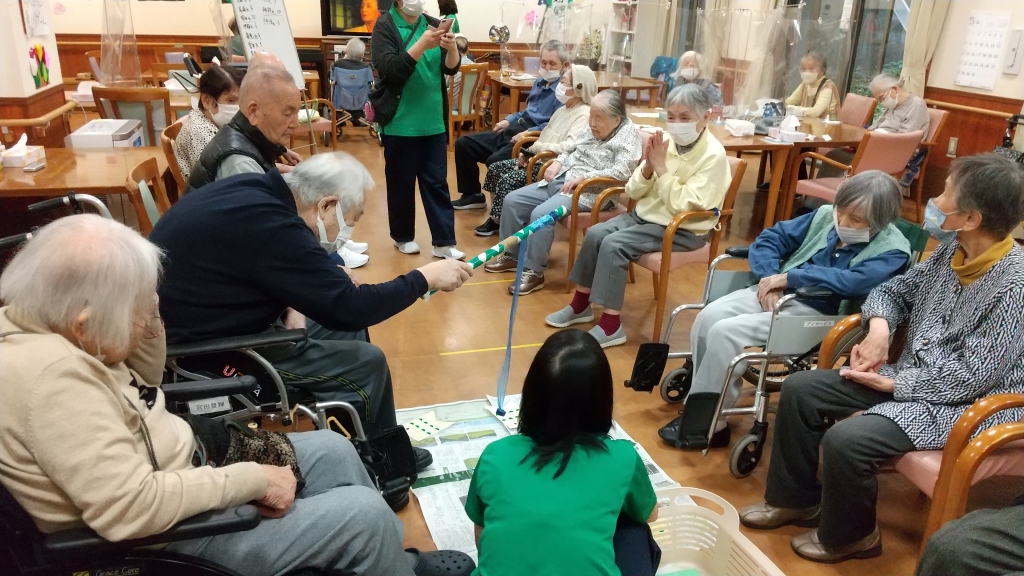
[
  {"x1": 166, "y1": 329, "x2": 307, "y2": 358},
  {"x1": 162, "y1": 375, "x2": 258, "y2": 402},
  {"x1": 42, "y1": 505, "x2": 261, "y2": 559},
  {"x1": 724, "y1": 245, "x2": 750, "y2": 259},
  {"x1": 794, "y1": 286, "x2": 840, "y2": 301}
]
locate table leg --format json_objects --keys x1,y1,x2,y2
[
  {"x1": 510, "y1": 88, "x2": 522, "y2": 115},
  {"x1": 489, "y1": 78, "x2": 501, "y2": 127},
  {"x1": 779, "y1": 146, "x2": 805, "y2": 223},
  {"x1": 762, "y1": 147, "x2": 790, "y2": 229}
]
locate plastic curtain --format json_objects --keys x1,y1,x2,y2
[
  {"x1": 498, "y1": 2, "x2": 540, "y2": 74},
  {"x1": 207, "y1": 0, "x2": 234, "y2": 63},
  {"x1": 100, "y1": 0, "x2": 142, "y2": 87},
  {"x1": 694, "y1": 8, "x2": 787, "y2": 119},
  {"x1": 776, "y1": 14, "x2": 858, "y2": 101}
]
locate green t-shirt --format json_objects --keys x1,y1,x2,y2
[
  {"x1": 464, "y1": 435, "x2": 657, "y2": 576},
  {"x1": 382, "y1": 6, "x2": 445, "y2": 137},
  {"x1": 444, "y1": 14, "x2": 461, "y2": 34}
]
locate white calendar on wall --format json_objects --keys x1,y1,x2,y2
[{"x1": 954, "y1": 10, "x2": 1012, "y2": 91}]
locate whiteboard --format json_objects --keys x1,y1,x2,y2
[{"x1": 233, "y1": 0, "x2": 306, "y2": 91}]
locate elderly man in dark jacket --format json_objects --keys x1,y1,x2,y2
[{"x1": 188, "y1": 64, "x2": 302, "y2": 188}]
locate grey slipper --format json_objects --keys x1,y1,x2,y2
[{"x1": 545, "y1": 305, "x2": 594, "y2": 328}]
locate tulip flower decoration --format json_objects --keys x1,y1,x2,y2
[{"x1": 28, "y1": 44, "x2": 50, "y2": 88}]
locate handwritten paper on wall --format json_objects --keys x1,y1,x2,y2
[
  {"x1": 954, "y1": 11, "x2": 1011, "y2": 91},
  {"x1": 22, "y1": 0, "x2": 51, "y2": 37}
]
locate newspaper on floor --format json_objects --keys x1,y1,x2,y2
[{"x1": 397, "y1": 397, "x2": 682, "y2": 562}]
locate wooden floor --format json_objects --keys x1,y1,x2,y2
[{"x1": 303, "y1": 129, "x2": 1020, "y2": 576}]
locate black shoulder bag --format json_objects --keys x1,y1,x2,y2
[{"x1": 368, "y1": 16, "x2": 421, "y2": 127}]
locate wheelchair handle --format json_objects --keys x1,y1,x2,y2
[
  {"x1": 28, "y1": 193, "x2": 112, "y2": 219},
  {"x1": 0, "y1": 232, "x2": 31, "y2": 250},
  {"x1": 27, "y1": 196, "x2": 67, "y2": 214}
]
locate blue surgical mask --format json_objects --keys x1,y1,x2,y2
[{"x1": 923, "y1": 198, "x2": 962, "y2": 245}]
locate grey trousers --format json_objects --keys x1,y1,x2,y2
[
  {"x1": 916, "y1": 504, "x2": 1024, "y2": 576},
  {"x1": 257, "y1": 320, "x2": 397, "y2": 428},
  {"x1": 689, "y1": 286, "x2": 820, "y2": 408},
  {"x1": 167, "y1": 430, "x2": 415, "y2": 576},
  {"x1": 568, "y1": 212, "x2": 704, "y2": 310},
  {"x1": 764, "y1": 370, "x2": 915, "y2": 547},
  {"x1": 498, "y1": 177, "x2": 569, "y2": 272}
]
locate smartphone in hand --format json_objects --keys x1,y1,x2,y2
[{"x1": 434, "y1": 18, "x2": 454, "y2": 34}]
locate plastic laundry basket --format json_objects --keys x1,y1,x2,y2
[{"x1": 652, "y1": 488, "x2": 785, "y2": 576}]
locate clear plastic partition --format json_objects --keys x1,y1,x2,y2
[
  {"x1": 100, "y1": 0, "x2": 142, "y2": 87},
  {"x1": 604, "y1": 0, "x2": 670, "y2": 83},
  {"x1": 498, "y1": 2, "x2": 541, "y2": 75},
  {"x1": 775, "y1": 14, "x2": 857, "y2": 106},
  {"x1": 538, "y1": 2, "x2": 594, "y2": 66},
  {"x1": 207, "y1": 0, "x2": 233, "y2": 64},
  {"x1": 694, "y1": 8, "x2": 787, "y2": 119}
]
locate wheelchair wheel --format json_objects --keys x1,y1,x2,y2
[
  {"x1": 729, "y1": 433, "x2": 765, "y2": 478},
  {"x1": 819, "y1": 325, "x2": 869, "y2": 369},
  {"x1": 659, "y1": 359, "x2": 693, "y2": 404}
]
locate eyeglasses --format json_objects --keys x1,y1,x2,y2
[{"x1": 136, "y1": 315, "x2": 165, "y2": 339}]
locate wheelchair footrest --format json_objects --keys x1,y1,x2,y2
[{"x1": 623, "y1": 342, "x2": 669, "y2": 392}]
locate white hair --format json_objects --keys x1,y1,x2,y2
[
  {"x1": 0, "y1": 215, "x2": 162, "y2": 352},
  {"x1": 345, "y1": 38, "x2": 365, "y2": 61},
  {"x1": 870, "y1": 73, "x2": 902, "y2": 92},
  {"x1": 675, "y1": 50, "x2": 706, "y2": 79},
  {"x1": 281, "y1": 151, "x2": 375, "y2": 211},
  {"x1": 666, "y1": 83, "x2": 712, "y2": 117}
]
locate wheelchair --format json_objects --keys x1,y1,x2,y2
[
  {"x1": 0, "y1": 375, "x2": 325, "y2": 576},
  {"x1": 625, "y1": 220, "x2": 929, "y2": 478},
  {"x1": 164, "y1": 329, "x2": 417, "y2": 510}
]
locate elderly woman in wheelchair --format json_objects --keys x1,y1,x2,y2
[
  {"x1": 0, "y1": 215, "x2": 471, "y2": 576},
  {"x1": 740, "y1": 153, "x2": 1024, "y2": 564},
  {"x1": 658, "y1": 170, "x2": 912, "y2": 452}
]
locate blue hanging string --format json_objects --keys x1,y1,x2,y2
[{"x1": 495, "y1": 235, "x2": 528, "y2": 416}]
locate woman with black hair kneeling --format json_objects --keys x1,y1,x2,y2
[{"x1": 464, "y1": 329, "x2": 660, "y2": 576}]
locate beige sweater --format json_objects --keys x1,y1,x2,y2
[
  {"x1": 528, "y1": 101, "x2": 590, "y2": 155},
  {"x1": 0, "y1": 307, "x2": 267, "y2": 541},
  {"x1": 625, "y1": 130, "x2": 731, "y2": 234}
]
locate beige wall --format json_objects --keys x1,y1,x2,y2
[
  {"x1": 48, "y1": 0, "x2": 615, "y2": 43},
  {"x1": 927, "y1": 0, "x2": 1024, "y2": 99},
  {"x1": 1, "y1": 0, "x2": 63, "y2": 98}
]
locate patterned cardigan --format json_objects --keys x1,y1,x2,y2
[{"x1": 861, "y1": 241, "x2": 1024, "y2": 450}]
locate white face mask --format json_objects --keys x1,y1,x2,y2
[
  {"x1": 316, "y1": 201, "x2": 346, "y2": 252},
  {"x1": 665, "y1": 122, "x2": 700, "y2": 147},
  {"x1": 400, "y1": 0, "x2": 425, "y2": 17},
  {"x1": 541, "y1": 69, "x2": 562, "y2": 83},
  {"x1": 880, "y1": 89, "x2": 898, "y2": 109},
  {"x1": 800, "y1": 71, "x2": 819, "y2": 85},
  {"x1": 554, "y1": 83, "x2": 571, "y2": 104},
  {"x1": 211, "y1": 103, "x2": 239, "y2": 127},
  {"x1": 679, "y1": 67, "x2": 699, "y2": 82},
  {"x1": 833, "y1": 209, "x2": 871, "y2": 245}
]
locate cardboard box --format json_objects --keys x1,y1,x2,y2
[{"x1": 1, "y1": 145, "x2": 46, "y2": 168}]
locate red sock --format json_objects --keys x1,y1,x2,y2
[
  {"x1": 597, "y1": 312, "x2": 621, "y2": 336},
  {"x1": 570, "y1": 290, "x2": 591, "y2": 314}
]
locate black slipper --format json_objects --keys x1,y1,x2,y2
[{"x1": 407, "y1": 548, "x2": 475, "y2": 576}]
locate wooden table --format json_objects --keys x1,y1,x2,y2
[
  {"x1": 488, "y1": 71, "x2": 660, "y2": 130},
  {"x1": 628, "y1": 108, "x2": 793, "y2": 229},
  {"x1": 777, "y1": 118, "x2": 869, "y2": 220},
  {"x1": 0, "y1": 147, "x2": 166, "y2": 198}
]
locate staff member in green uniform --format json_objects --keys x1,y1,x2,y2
[
  {"x1": 372, "y1": 0, "x2": 465, "y2": 260},
  {"x1": 464, "y1": 330, "x2": 661, "y2": 576},
  {"x1": 439, "y1": 0, "x2": 460, "y2": 33}
]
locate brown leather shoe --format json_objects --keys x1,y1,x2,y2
[
  {"x1": 507, "y1": 269, "x2": 544, "y2": 295},
  {"x1": 739, "y1": 502, "x2": 820, "y2": 530},
  {"x1": 484, "y1": 253, "x2": 517, "y2": 273},
  {"x1": 791, "y1": 527, "x2": 882, "y2": 563}
]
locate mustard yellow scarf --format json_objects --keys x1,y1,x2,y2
[{"x1": 951, "y1": 236, "x2": 1014, "y2": 285}]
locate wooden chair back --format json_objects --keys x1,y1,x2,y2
[
  {"x1": 448, "y1": 63, "x2": 489, "y2": 148},
  {"x1": 125, "y1": 157, "x2": 172, "y2": 236},
  {"x1": 161, "y1": 121, "x2": 188, "y2": 194},
  {"x1": 92, "y1": 86, "x2": 172, "y2": 147}
]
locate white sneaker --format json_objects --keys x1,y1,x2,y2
[
  {"x1": 342, "y1": 239, "x2": 368, "y2": 254},
  {"x1": 394, "y1": 241, "x2": 421, "y2": 254},
  {"x1": 432, "y1": 245, "x2": 466, "y2": 260},
  {"x1": 338, "y1": 246, "x2": 369, "y2": 268}
]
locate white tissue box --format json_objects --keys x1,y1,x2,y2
[
  {"x1": 724, "y1": 119, "x2": 755, "y2": 137},
  {"x1": 2, "y1": 145, "x2": 46, "y2": 168},
  {"x1": 780, "y1": 130, "x2": 807, "y2": 143}
]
